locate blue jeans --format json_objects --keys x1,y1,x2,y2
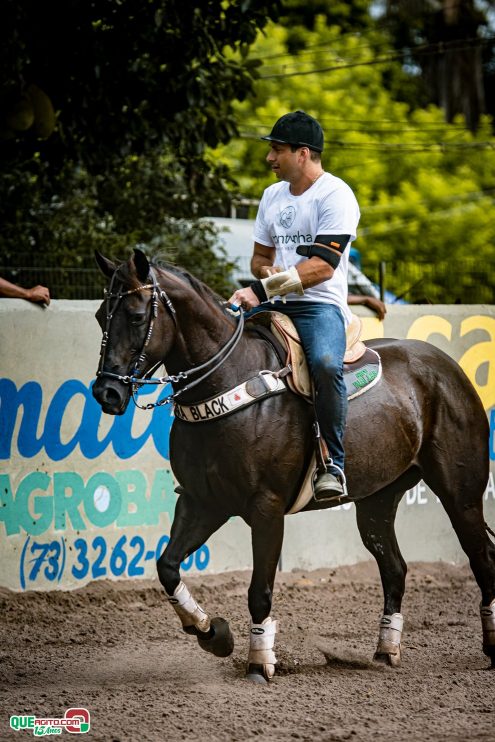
[{"x1": 248, "y1": 301, "x2": 347, "y2": 472}]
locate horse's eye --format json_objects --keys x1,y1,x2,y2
[{"x1": 130, "y1": 313, "x2": 146, "y2": 326}]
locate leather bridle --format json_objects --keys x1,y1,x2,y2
[{"x1": 96, "y1": 264, "x2": 245, "y2": 409}]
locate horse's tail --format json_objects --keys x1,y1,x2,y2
[{"x1": 485, "y1": 521, "x2": 495, "y2": 541}]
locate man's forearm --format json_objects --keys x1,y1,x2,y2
[
  {"x1": 251, "y1": 253, "x2": 274, "y2": 279},
  {"x1": 0, "y1": 278, "x2": 28, "y2": 299}
]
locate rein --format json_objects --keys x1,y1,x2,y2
[{"x1": 96, "y1": 264, "x2": 245, "y2": 410}]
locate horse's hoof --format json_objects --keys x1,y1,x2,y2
[
  {"x1": 246, "y1": 672, "x2": 268, "y2": 684},
  {"x1": 482, "y1": 646, "x2": 495, "y2": 669},
  {"x1": 373, "y1": 650, "x2": 401, "y2": 668},
  {"x1": 484, "y1": 652, "x2": 495, "y2": 669},
  {"x1": 246, "y1": 664, "x2": 269, "y2": 684},
  {"x1": 197, "y1": 617, "x2": 234, "y2": 657}
]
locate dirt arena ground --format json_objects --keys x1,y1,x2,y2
[{"x1": 1, "y1": 561, "x2": 494, "y2": 741}]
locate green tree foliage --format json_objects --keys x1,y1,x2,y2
[
  {"x1": 379, "y1": 0, "x2": 495, "y2": 133},
  {"x1": 279, "y1": 0, "x2": 371, "y2": 34},
  {"x1": 0, "y1": 0, "x2": 279, "y2": 295},
  {"x1": 1, "y1": 0, "x2": 281, "y2": 168},
  {"x1": 210, "y1": 16, "x2": 495, "y2": 302},
  {"x1": 1, "y1": 156, "x2": 237, "y2": 298}
]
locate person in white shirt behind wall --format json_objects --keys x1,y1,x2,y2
[{"x1": 228, "y1": 110, "x2": 361, "y2": 501}]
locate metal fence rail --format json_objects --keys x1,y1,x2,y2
[
  {"x1": 363, "y1": 260, "x2": 495, "y2": 304},
  {"x1": 2, "y1": 258, "x2": 495, "y2": 303},
  {"x1": 2, "y1": 266, "x2": 106, "y2": 300}
]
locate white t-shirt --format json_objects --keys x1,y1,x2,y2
[{"x1": 253, "y1": 172, "x2": 360, "y2": 325}]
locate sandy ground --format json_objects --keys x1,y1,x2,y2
[{"x1": 1, "y1": 561, "x2": 494, "y2": 742}]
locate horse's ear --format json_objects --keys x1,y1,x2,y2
[
  {"x1": 133, "y1": 248, "x2": 150, "y2": 282},
  {"x1": 94, "y1": 250, "x2": 116, "y2": 278}
]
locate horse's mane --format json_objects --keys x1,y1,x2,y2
[
  {"x1": 155, "y1": 261, "x2": 228, "y2": 310},
  {"x1": 117, "y1": 255, "x2": 228, "y2": 313}
]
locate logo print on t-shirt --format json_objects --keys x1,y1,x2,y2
[{"x1": 279, "y1": 205, "x2": 296, "y2": 228}]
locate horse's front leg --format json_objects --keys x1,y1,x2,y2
[
  {"x1": 246, "y1": 502, "x2": 285, "y2": 684},
  {"x1": 157, "y1": 492, "x2": 233, "y2": 657}
]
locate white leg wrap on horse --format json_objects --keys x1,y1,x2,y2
[
  {"x1": 376, "y1": 613, "x2": 403, "y2": 655},
  {"x1": 480, "y1": 598, "x2": 495, "y2": 648},
  {"x1": 248, "y1": 617, "x2": 277, "y2": 679},
  {"x1": 167, "y1": 580, "x2": 211, "y2": 633}
]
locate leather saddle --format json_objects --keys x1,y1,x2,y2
[{"x1": 251, "y1": 310, "x2": 367, "y2": 402}]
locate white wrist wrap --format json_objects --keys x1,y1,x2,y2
[
  {"x1": 167, "y1": 580, "x2": 211, "y2": 633},
  {"x1": 377, "y1": 613, "x2": 403, "y2": 654},
  {"x1": 248, "y1": 617, "x2": 277, "y2": 678},
  {"x1": 260, "y1": 266, "x2": 304, "y2": 302},
  {"x1": 480, "y1": 598, "x2": 495, "y2": 642}
]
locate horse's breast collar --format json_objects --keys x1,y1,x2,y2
[{"x1": 174, "y1": 370, "x2": 287, "y2": 423}]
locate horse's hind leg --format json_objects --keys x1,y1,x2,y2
[
  {"x1": 419, "y1": 370, "x2": 495, "y2": 666},
  {"x1": 156, "y1": 493, "x2": 233, "y2": 658},
  {"x1": 355, "y1": 487, "x2": 409, "y2": 667},
  {"x1": 423, "y1": 465, "x2": 495, "y2": 667}
]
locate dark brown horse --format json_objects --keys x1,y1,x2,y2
[{"x1": 92, "y1": 249, "x2": 495, "y2": 683}]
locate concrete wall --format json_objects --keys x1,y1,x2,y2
[{"x1": 1, "y1": 300, "x2": 494, "y2": 591}]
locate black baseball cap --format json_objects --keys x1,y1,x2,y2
[{"x1": 261, "y1": 110, "x2": 324, "y2": 153}]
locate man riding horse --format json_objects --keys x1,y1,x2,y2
[
  {"x1": 229, "y1": 110, "x2": 360, "y2": 501},
  {"x1": 92, "y1": 115, "x2": 494, "y2": 684}
]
